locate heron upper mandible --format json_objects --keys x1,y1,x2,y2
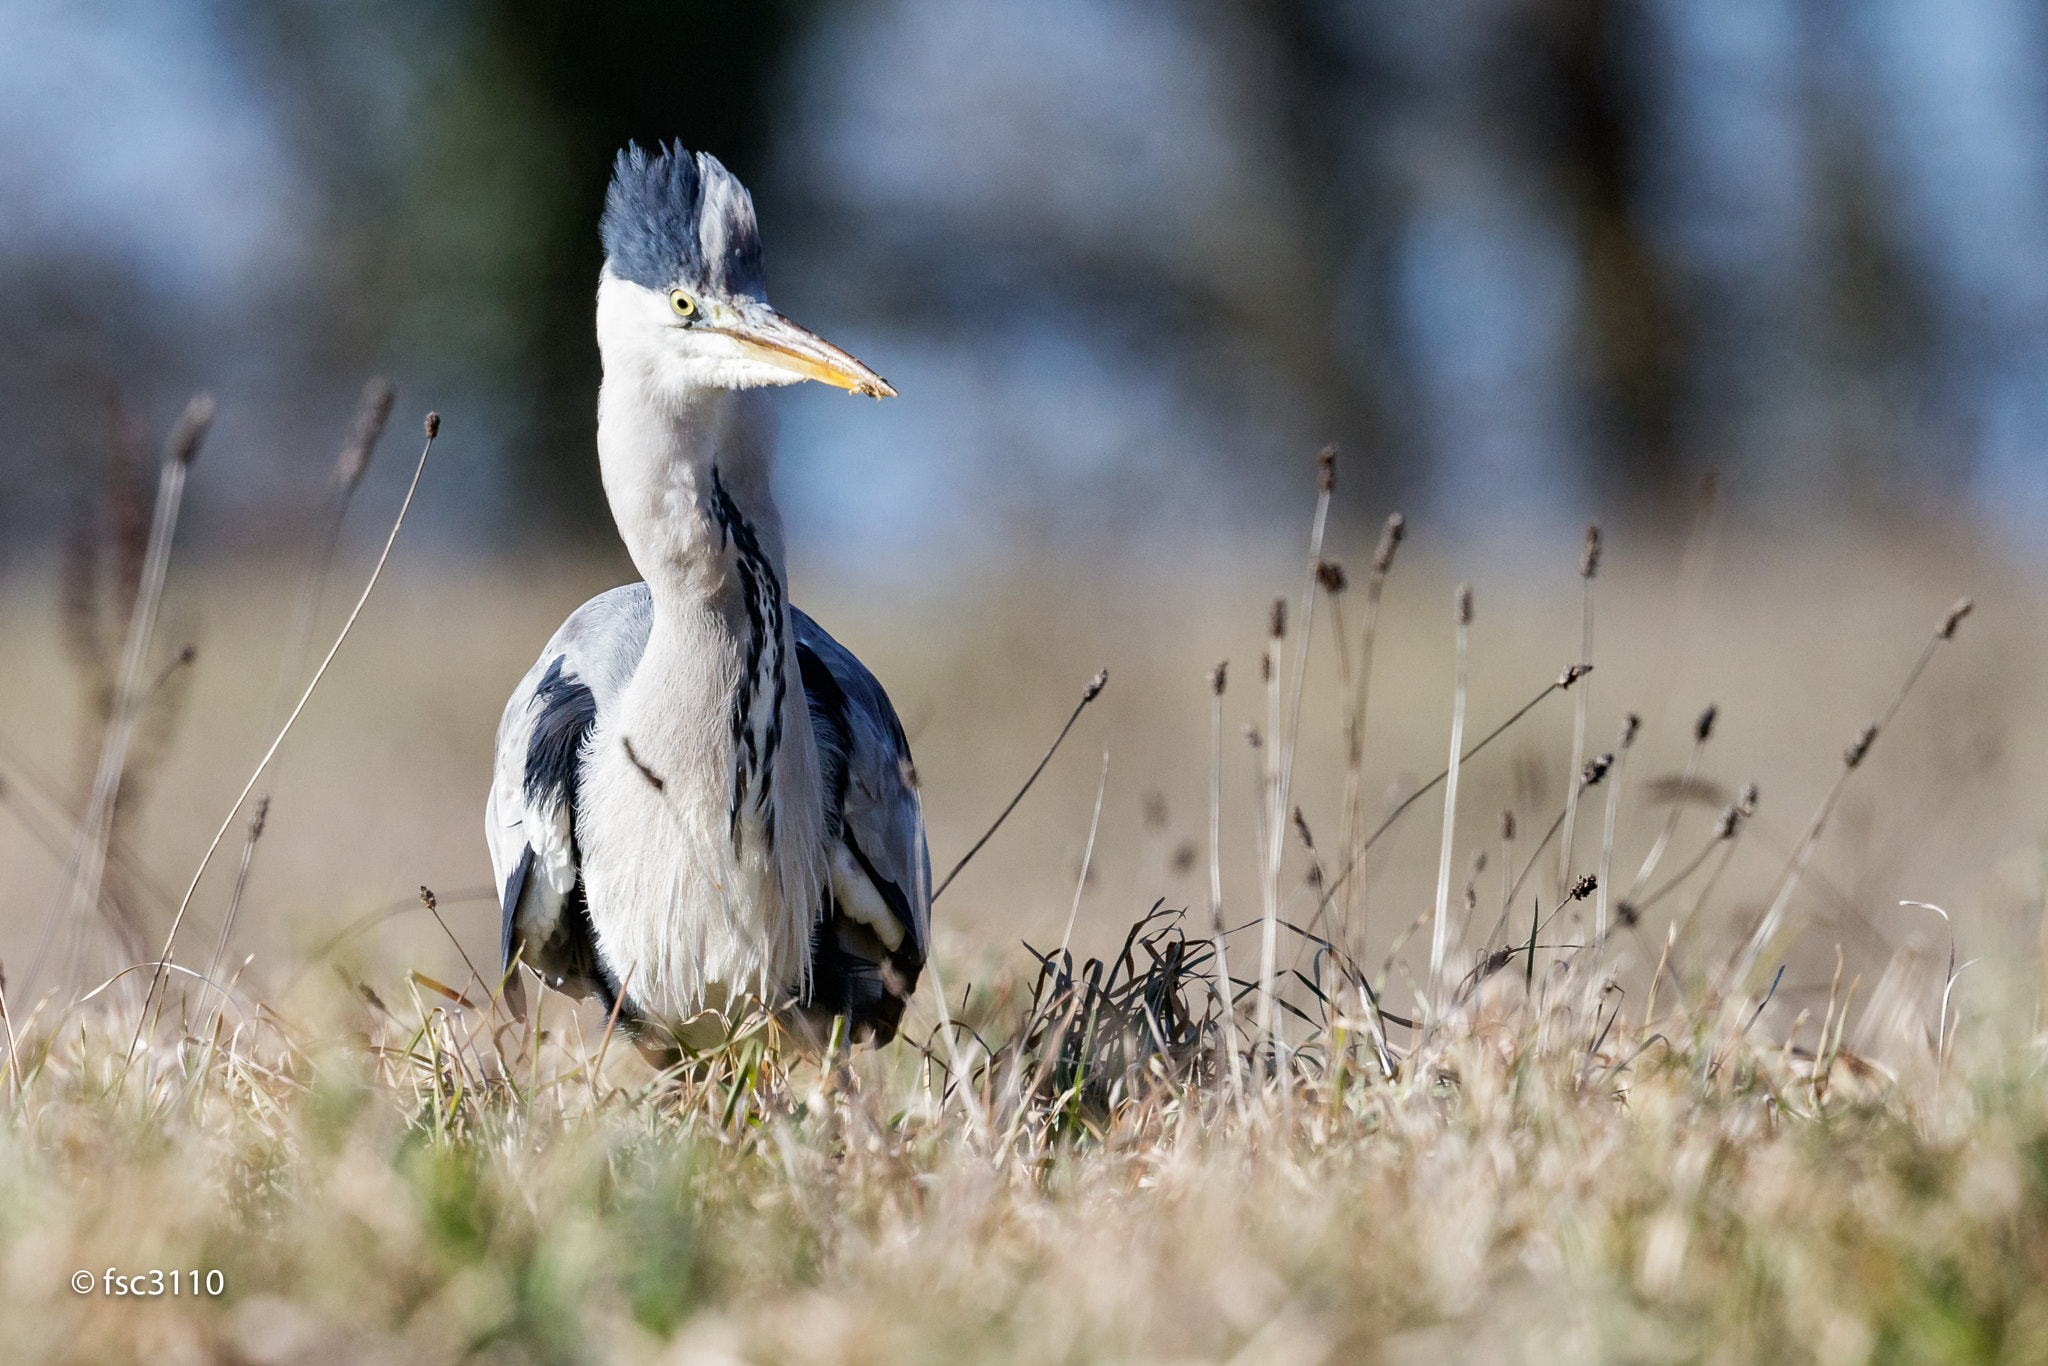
[{"x1": 485, "y1": 142, "x2": 927, "y2": 1047}]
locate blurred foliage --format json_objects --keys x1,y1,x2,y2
[
  {"x1": 0, "y1": 0, "x2": 2034, "y2": 546},
  {"x1": 464, "y1": 0, "x2": 817, "y2": 529},
  {"x1": 211, "y1": 0, "x2": 813, "y2": 534}
]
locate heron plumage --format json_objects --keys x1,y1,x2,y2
[
  {"x1": 485, "y1": 142, "x2": 921, "y2": 1042},
  {"x1": 489, "y1": 586, "x2": 928, "y2": 1040},
  {"x1": 601, "y1": 142, "x2": 765, "y2": 298}
]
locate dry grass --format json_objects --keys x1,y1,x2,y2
[
  {"x1": 5, "y1": 923, "x2": 2048, "y2": 1365},
  {"x1": 4, "y1": 432, "x2": 2048, "y2": 1362}
]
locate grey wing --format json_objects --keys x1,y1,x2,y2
[
  {"x1": 486, "y1": 582, "x2": 652, "y2": 1017},
  {"x1": 793, "y1": 607, "x2": 929, "y2": 1043}
]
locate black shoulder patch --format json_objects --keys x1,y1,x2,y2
[{"x1": 524, "y1": 655, "x2": 598, "y2": 813}]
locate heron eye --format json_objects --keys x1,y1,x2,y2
[{"x1": 669, "y1": 289, "x2": 697, "y2": 318}]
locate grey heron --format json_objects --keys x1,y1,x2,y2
[{"x1": 486, "y1": 142, "x2": 927, "y2": 1047}]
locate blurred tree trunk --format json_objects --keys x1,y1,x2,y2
[
  {"x1": 480, "y1": 0, "x2": 817, "y2": 535},
  {"x1": 218, "y1": 0, "x2": 815, "y2": 541}
]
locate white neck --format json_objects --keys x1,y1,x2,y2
[
  {"x1": 576, "y1": 296, "x2": 824, "y2": 1023},
  {"x1": 597, "y1": 347, "x2": 784, "y2": 600}
]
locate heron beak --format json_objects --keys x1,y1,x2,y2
[{"x1": 710, "y1": 304, "x2": 897, "y2": 398}]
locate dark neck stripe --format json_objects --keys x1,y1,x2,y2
[{"x1": 709, "y1": 466, "x2": 787, "y2": 854}]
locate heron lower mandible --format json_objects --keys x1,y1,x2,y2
[{"x1": 485, "y1": 142, "x2": 927, "y2": 1047}]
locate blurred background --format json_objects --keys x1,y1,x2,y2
[
  {"x1": 12, "y1": 0, "x2": 2048, "y2": 552},
  {"x1": 2, "y1": 0, "x2": 2046, "y2": 1024}
]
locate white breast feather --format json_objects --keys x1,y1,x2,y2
[
  {"x1": 573, "y1": 614, "x2": 824, "y2": 1025},
  {"x1": 830, "y1": 841, "x2": 904, "y2": 952},
  {"x1": 530, "y1": 797, "x2": 578, "y2": 898}
]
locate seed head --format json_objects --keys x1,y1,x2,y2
[
  {"x1": 1316, "y1": 560, "x2": 1348, "y2": 594},
  {"x1": 1209, "y1": 661, "x2": 1227, "y2": 696},
  {"x1": 1372, "y1": 513, "x2": 1407, "y2": 574},
  {"x1": 1618, "y1": 712, "x2": 1641, "y2": 749},
  {"x1": 1738, "y1": 782, "x2": 1759, "y2": 816},
  {"x1": 1582, "y1": 752, "x2": 1613, "y2": 787},
  {"x1": 1558, "y1": 663, "x2": 1593, "y2": 689},
  {"x1": 1713, "y1": 804, "x2": 1740, "y2": 840},
  {"x1": 1580, "y1": 524, "x2": 1602, "y2": 579},
  {"x1": 1694, "y1": 704, "x2": 1719, "y2": 743},
  {"x1": 1570, "y1": 874, "x2": 1597, "y2": 901},
  {"x1": 1500, "y1": 810, "x2": 1517, "y2": 841},
  {"x1": 1844, "y1": 723, "x2": 1879, "y2": 769},
  {"x1": 424, "y1": 412, "x2": 441, "y2": 439},
  {"x1": 1083, "y1": 669, "x2": 1109, "y2": 703},
  {"x1": 1142, "y1": 792, "x2": 1169, "y2": 830},
  {"x1": 1268, "y1": 598, "x2": 1287, "y2": 640},
  {"x1": 1316, "y1": 444, "x2": 1337, "y2": 492},
  {"x1": 168, "y1": 393, "x2": 216, "y2": 467},
  {"x1": 1456, "y1": 583, "x2": 1473, "y2": 627},
  {"x1": 1939, "y1": 597, "x2": 1974, "y2": 640},
  {"x1": 335, "y1": 379, "x2": 395, "y2": 491}
]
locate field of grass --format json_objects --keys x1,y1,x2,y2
[
  {"x1": 3, "y1": 450, "x2": 2048, "y2": 1363},
  {"x1": 7, "y1": 909, "x2": 2048, "y2": 1364}
]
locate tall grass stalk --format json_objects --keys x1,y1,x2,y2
[
  {"x1": 1256, "y1": 600, "x2": 1285, "y2": 1068},
  {"x1": 1060, "y1": 751, "x2": 1110, "y2": 954},
  {"x1": 934, "y1": 670, "x2": 1106, "y2": 900},
  {"x1": 207, "y1": 382, "x2": 394, "y2": 974},
  {"x1": 267, "y1": 379, "x2": 394, "y2": 721},
  {"x1": 1498, "y1": 810, "x2": 1516, "y2": 934},
  {"x1": 201, "y1": 798, "x2": 269, "y2": 1030},
  {"x1": 31, "y1": 394, "x2": 212, "y2": 990},
  {"x1": 1339, "y1": 512, "x2": 1403, "y2": 944},
  {"x1": 1260, "y1": 452, "x2": 1335, "y2": 1076},
  {"x1": 918, "y1": 771, "x2": 986, "y2": 1141},
  {"x1": 1207, "y1": 663, "x2": 1241, "y2": 1101},
  {"x1": 1482, "y1": 759, "x2": 1609, "y2": 960},
  {"x1": 125, "y1": 414, "x2": 441, "y2": 1078},
  {"x1": 1726, "y1": 598, "x2": 1971, "y2": 991},
  {"x1": 0, "y1": 740, "x2": 173, "y2": 917},
  {"x1": 1556, "y1": 526, "x2": 1599, "y2": 900},
  {"x1": 1428, "y1": 585, "x2": 1472, "y2": 1015},
  {"x1": 1314, "y1": 665, "x2": 1585, "y2": 928},
  {"x1": 1595, "y1": 713, "x2": 1638, "y2": 940},
  {"x1": 1628, "y1": 706, "x2": 1717, "y2": 900},
  {"x1": 1272, "y1": 453, "x2": 1334, "y2": 905}
]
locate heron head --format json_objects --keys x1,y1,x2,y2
[{"x1": 598, "y1": 142, "x2": 894, "y2": 399}]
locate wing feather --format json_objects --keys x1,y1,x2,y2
[
  {"x1": 487, "y1": 584, "x2": 652, "y2": 1014},
  {"x1": 487, "y1": 589, "x2": 925, "y2": 1044},
  {"x1": 793, "y1": 607, "x2": 929, "y2": 1040}
]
